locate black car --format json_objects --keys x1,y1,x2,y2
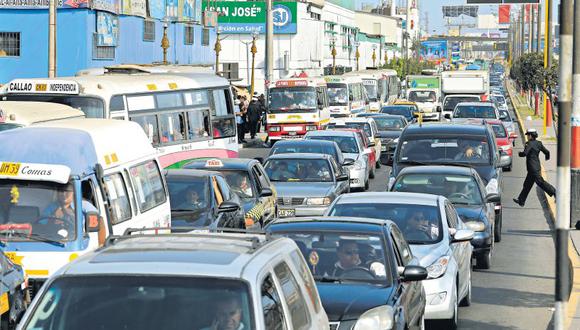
[
  {"x1": 165, "y1": 169, "x2": 247, "y2": 230},
  {"x1": 391, "y1": 165, "x2": 500, "y2": 269},
  {"x1": 268, "y1": 139, "x2": 350, "y2": 168},
  {"x1": 380, "y1": 105, "x2": 416, "y2": 123},
  {"x1": 267, "y1": 217, "x2": 427, "y2": 330},
  {"x1": 357, "y1": 113, "x2": 408, "y2": 165},
  {"x1": 184, "y1": 158, "x2": 276, "y2": 227},
  {"x1": 389, "y1": 123, "x2": 508, "y2": 230}
]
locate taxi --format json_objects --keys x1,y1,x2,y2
[
  {"x1": 184, "y1": 158, "x2": 277, "y2": 227},
  {"x1": 393, "y1": 100, "x2": 422, "y2": 118}
]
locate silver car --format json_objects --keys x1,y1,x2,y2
[
  {"x1": 305, "y1": 130, "x2": 370, "y2": 191},
  {"x1": 264, "y1": 153, "x2": 350, "y2": 218},
  {"x1": 326, "y1": 192, "x2": 474, "y2": 328}
]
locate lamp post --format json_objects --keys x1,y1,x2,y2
[
  {"x1": 250, "y1": 32, "x2": 259, "y2": 96},
  {"x1": 372, "y1": 44, "x2": 377, "y2": 68},
  {"x1": 354, "y1": 41, "x2": 360, "y2": 71},
  {"x1": 214, "y1": 32, "x2": 222, "y2": 75},
  {"x1": 384, "y1": 49, "x2": 388, "y2": 67},
  {"x1": 161, "y1": 19, "x2": 170, "y2": 65},
  {"x1": 330, "y1": 36, "x2": 337, "y2": 75}
]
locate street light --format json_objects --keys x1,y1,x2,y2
[
  {"x1": 330, "y1": 36, "x2": 337, "y2": 75},
  {"x1": 161, "y1": 18, "x2": 170, "y2": 65},
  {"x1": 354, "y1": 41, "x2": 361, "y2": 71},
  {"x1": 214, "y1": 32, "x2": 222, "y2": 75},
  {"x1": 372, "y1": 44, "x2": 377, "y2": 68},
  {"x1": 250, "y1": 32, "x2": 259, "y2": 96}
]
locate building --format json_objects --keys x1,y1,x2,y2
[
  {"x1": 321, "y1": 0, "x2": 358, "y2": 75},
  {"x1": 0, "y1": 0, "x2": 216, "y2": 83},
  {"x1": 354, "y1": 11, "x2": 401, "y2": 69}
]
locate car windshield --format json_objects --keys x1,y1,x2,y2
[
  {"x1": 398, "y1": 136, "x2": 492, "y2": 165},
  {"x1": 220, "y1": 171, "x2": 254, "y2": 198},
  {"x1": 265, "y1": 159, "x2": 333, "y2": 182},
  {"x1": 307, "y1": 136, "x2": 359, "y2": 154},
  {"x1": 454, "y1": 105, "x2": 496, "y2": 119},
  {"x1": 363, "y1": 82, "x2": 378, "y2": 101},
  {"x1": 167, "y1": 177, "x2": 210, "y2": 211},
  {"x1": 443, "y1": 96, "x2": 480, "y2": 111},
  {"x1": 327, "y1": 84, "x2": 349, "y2": 106},
  {"x1": 408, "y1": 91, "x2": 436, "y2": 102},
  {"x1": 271, "y1": 231, "x2": 391, "y2": 284},
  {"x1": 272, "y1": 144, "x2": 339, "y2": 163},
  {"x1": 393, "y1": 174, "x2": 484, "y2": 206},
  {"x1": 491, "y1": 124, "x2": 508, "y2": 138},
  {"x1": 492, "y1": 95, "x2": 506, "y2": 104},
  {"x1": 268, "y1": 87, "x2": 317, "y2": 112},
  {"x1": 329, "y1": 203, "x2": 442, "y2": 244},
  {"x1": 373, "y1": 117, "x2": 405, "y2": 131},
  {"x1": 0, "y1": 180, "x2": 78, "y2": 243},
  {"x1": 499, "y1": 110, "x2": 511, "y2": 122},
  {"x1": 381, "y1": 106, "x2": 413, "y2": 119},
  {"x1": 328, "y1": 122, "x2": 372, "y2": 137},
  {"x1": 0, "y1": 123, "x2": 22, "y2": 132},
  {"x1": 24, "y1": 276, "x2": 253, "y2": 330}
]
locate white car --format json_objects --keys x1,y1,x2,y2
[
  {"x1": 327, "y1": 117, "x2": 382, "y2": 170},
  {"x1": 305, "y1": 130, "x2": 370, "y2": 191},
  {"x1": 326, "y1": 192, "x2": 474, "y2": 328},
  {"x1": 451, "y1": 102, "x2": 500, "y2": 122}
]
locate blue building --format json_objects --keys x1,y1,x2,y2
[{"x1": 0, "y1": 2, "x2": 216, "y2": 83}]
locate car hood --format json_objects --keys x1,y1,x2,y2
[
  {"x1": 455, "y1": 204, "x2": 485, "y2": 222},
  {"x1": 317, "y1": 283, "x2": 394, "y2": 321},
  {"x1": 410, "y1": 243, "x2": 449, "y2": 267},
  {"x1": 272, "y1": 182, "x2": 335, "y2": 198},
  {"x1": 379, "y1": 131, "x2": 402, "y2": 140}
]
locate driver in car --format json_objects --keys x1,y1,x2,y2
[
  {"x1": 404, "y1": 210, "x2": 439, "y2": 240},
  {"x1": 454, "y1": 140, "x2": 481, "y2": 161},
  {"x1": 331, "y1": 240, "x2": 362, "y2": 277},
  {"x1": 42, "y1": 184, "x2": 76, "y2": 237}
]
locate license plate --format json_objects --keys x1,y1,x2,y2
[
  {"x1": 284, "y1": 126, "x2": 302, "y2": 132},
  {"x1": 0, "y1": 162, "x2": 20, "y2": 176},
  {"x1": 288, "y1": 131, "x2": 297, "y2": 136},
  {"x1": 277, "y1": 209, "x2": 295, "y2": 217},
  {"x1": 0, "y1": 293, "x2": 9, "y2": 315},
  {"x1": 5, "y1": 252, "x2": 22, "y2": 266}
]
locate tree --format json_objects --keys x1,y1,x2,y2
[{"x1": 382, "y1": 57, "x2": 435, "y2": 80}]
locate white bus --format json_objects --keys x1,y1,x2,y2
[
  {"x1": 0, "y1": 101, "x2": 85, "y2": 132},
  {"x1": 345, "y1": 69, "x2": 399, "y2": 111},
  {"x1": 324, "y1": 75, "x2": 369, "y2": 117},
  {"x1": 0, "y1": 72, "x2": 238, "y2": 169}
]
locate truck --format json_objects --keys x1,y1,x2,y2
[
  {"x1": 441, "y1": 70, "x2": 490, "y2": 120},
  {"x1": 406, "y1": 75, "x2": 442, "y2": 121}
]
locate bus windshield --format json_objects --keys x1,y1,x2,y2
[
  {"x1": 268, "y1": 87, "x2": 317, "y2": 113},
  {"x1": 326, "y1": 83, "x2": 349, "y2": 106},
  {"x1": 362, "y1": 81, "x2": 378, "y2": 101},
  {"x1": 0, "y1": 181, "x2": 78, "y2": 243},
  {"x1": 3, "y1": 95, "x2": 105, "y2": 118}
]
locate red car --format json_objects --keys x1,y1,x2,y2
[
  {"x1": 327, "y1": 127, "x2": 377, "y2": 178},
  {"x1": 486, "y1": 119, "x2": 513, "y2": 172}
]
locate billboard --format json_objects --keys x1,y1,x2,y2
[
  {"x1": 202, "y1": 1, "x2": 297, "y2": 34},
  {"x1": 421, "y1": 40, "x2": 448, "y2": 61},
  {"x1": 96, "y1": 11, "x2": 119, "y2": 46},
  {"x1": 0, "y1": 0, "x2": 88, "y2": 9}
]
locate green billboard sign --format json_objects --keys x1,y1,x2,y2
[{"x1": 409, "y1": 77, "x2": 441, "y2": 89}]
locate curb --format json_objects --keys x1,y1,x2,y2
[{"x1": 507, "y1": 80, "x2": 580, "y2": 329}]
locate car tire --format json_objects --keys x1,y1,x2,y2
[
  {"x1": 460, "y1": 268, "x2": 472, "y2": 307},
  {"x1": 503, "y1": 165, "x2": 512, "y2": 172},
  {"x1": 364, "y1": 178, "x2": 370, "y2": 191},
  {"x1": 376, "y1": 160, "x2": 381, "y2": 169},
  {"x1": 442, "y1": 284, "x2": 458, "y2": 329},
  {"x1": 477, "y1": 251, "x2": 492, "y2": 269},
  {"x1": 494, "y1": 212, "x2": 502, "y2": 242}
]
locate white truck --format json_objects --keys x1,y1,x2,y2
[
  {"x1": 441, "y1": 70, "x2": 490, "y2": 120},
  {"x1": 406, "y1": 75, "x2": 442, "y2": 121}
]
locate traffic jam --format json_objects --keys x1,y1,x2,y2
[{"x1": 0, "y1": 62, "x2": 514, "y2": 329}]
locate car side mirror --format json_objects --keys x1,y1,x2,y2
[
  {"x1": 368, "y1": 141, "x2": 376, "y2": 147},
  {"x1": 451, "y1": 229, "x2": 474, "y2": 243},
  {"x1": 436, "y1": 106, "x2": 442, "y2": 112},
  {"x1": 218, "y1": 201, "x2": 241, "y2": 213},
  {"x1": 254, "y1": 157, "x2": 264, "y2": 164},
  {"x1": 342, "y1": 158, "x2": 355, "y2": 166},
  {"x1": 401, "y1": 265, "x2": 428, "y2": 281},
  {"x1": 499, "y1": 113, "x2": 508, "y2": 120},
  {"x1": 444, "y1": 113, "x2": 451, "y2": 119},
  {"x1": 486, "y1": 193, "x2": 501, "y2": 203},
  {"x1": 260, "y1": 187, "x2": 273, "y2": 197},
  {"x1": 337, "y1": 173, "x2": 349, "y2": 182}
]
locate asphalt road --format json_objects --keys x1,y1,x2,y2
[{"x1": 239, "y1": 122, "x2": 555, "y2": 329}]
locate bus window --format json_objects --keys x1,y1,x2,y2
[
  {"x1": 130, "y1": 160, "x2": 166, "y2": 213},
  {"x1": 103, "y1": 173, "x2": 132, "y2": 224},
  {"x1": 212, "y1": 117, "x2": 236, "y2": 138},
  {"x1": 184, "y1": 90, "x2": 209, "y2": 106},
  {"x1": 127, "y1": 95, "x2": 155, "y2": 111},
  {"x1": 156, "y1": 92, "x2": 184, "y2": 109},
  {"x1": 131, "y1": 115, "x2": 160, "y2": 145},
  {"x1": 110, "y1": 95, "x2": 125, "y2": 111},
  {"x1": 211, "y1": 89, "x2": 232, "y2": 116},
  {"x1": 2, "y1": 95, "x2": 105, "y2": 118},
  {"x1": 159, "y1": 112, "x2": 186, "y2": 143},
  {"x1": 187, "y1": 109, "x2": 210, "y2": 139}
]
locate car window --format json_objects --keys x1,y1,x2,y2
[
  {"x1": 261, "y1": 274, "x2": 288, "y2": 330},
  {"x1": 103, "y1": 173, "x2": 132, "y2": 224},
  {"x1": 220, "y1": 170, "x2": 254, "y2": 199},
  {"x1": 491, "y1": 124, "x2": 507, "y2": 138},
  {"x1": 445, "y1": 202, "x2": 458, "y2": 228},
  {"x1": 398, "y1": 136, "x2": 492, "y2": 165},
  {"x1": 167, "y1": 176, "x2": 210, "y2": 212},
  {"x1": 393, "y1": 174, "x2": 484, "y2": 206},
  {"x1": 129, "y1": 160, "x2": 166, "y2": 212},
  {"x1": 307, "y1": 136, "x2": 359, "y2": 154},
  {"x1": 264, "y1": 158, "x2": 333, "y2": 183},
  {"x1": 454, "y1": 105, "x2": 497, "y2": 119},
  {"x1": 215, "y1": 176, "x2": 232, "y2": 200},
  {"x1": 390, "y1": 226, "x2": 413, "y2": 265},
  {"x1": 289, "y1": 250, "x2": 321, "y2": 313},
  {"x1": 274, "y1": 262, "x2": 311, "y2": 330},
  {"x1": 329, "y1": 157, "x2": 342, "y2": 177}
]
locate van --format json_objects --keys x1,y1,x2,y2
[
  {"x1": 0, "y1": 101, "x2": 84, "y2": 132},
  {"x1": 0, "y1": 119, "x2": 171, "y2": 295}
]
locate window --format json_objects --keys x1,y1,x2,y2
[
  {"x1": 131, "y1": 115, "x2": 160, "y2": 145},
  {"x1": 222, "y1": 63, "x2": 239, "y2": 80},
  {"x1": 274, "y1": 262, "x2": 310, "y2": 330},
  {"x1": 184, "y1": 25, "x2": 194, "y2": 45},
  {"x1": 110, "y1": 95, "x2": 125, "y2": 111},
  {"x1": 289, "y1": 251, "x2": 321, "y2": 313},
  {"x1": 0, "y1": 32, "x2": 20, "y2": 57},
  {"x1": 215, "y1": 176, "x2": 232, "y2": 201},
  {"x1": 211, "y1": 117, "x2": 236, "y2": 138},
  {"x1": 92, "y1": 34, "x2": 115, "y2": 60},
  {"x1": 158, "y1": 112, "x2": 186, "y2": 143},
  {"x1": 187, "y1": 109, "x2": 210, "y2": 139},
  {"x1": 156, "y1": 92, "x2": 183, "y2": 109},
  {"x1": 261, "y1": 275, "x2": 287, "y2": 330},
  {"x1": 202, "y1": 28, "x2": 210, "y2": 46},
  {"x1": 129, "y1": 160, "x2": 166, "y2": 212},
  {"x1": 103, "y1": 173, "x2": 132, "y2": 224},
  {"x1": 446, "y1": 203, "x2": 459, "y2": 229},
  {"x1": 211, "y1": 89, "x2": 230, "y2": 117},
  {"x1": 143, "y1": 20, "x2": 155, "y2": 42},
  {"x1": 184, "y1": 90, "x2": 209, "y2": 106},
  {"x1": 391, "y1": 226, "x2": 413, "y2": 266}
]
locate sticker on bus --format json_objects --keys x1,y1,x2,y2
[
  {"x1": 0, "y1": 162, "x2": 71, "y2": 184},
  {"x1": 5, "y1": 79, "x2": 80, "y2": 95}
]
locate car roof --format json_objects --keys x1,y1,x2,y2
[
  {"x1": 269, "y1": 216, "x2": 395, "y2": 233},
  {"x1": 58, "y1": 233, "x2": 295, "y2": 278},
  {"x1": 165, "y1": 168, "x2": 218, "y2": 178},
  {"x1": 331, "y1": 117, "x2": 373, "y2": 123},
  {"x1": 334, "y1": 192, "x2": 441, "y2": 206},
  {"x1": 403, "y1": 122, "x2": 488, "y2": 135},
  {"x1": 185, "y1": 158, "x2": 258, "y2": 171},
  {"x1": 455, "y1": 102, "x2": 496, "y2": 107},
  {"x1": 306, "y1": 130, "x2": 356, "y2": 137},
  {"x1": 266, "y1": 153, "x2": 333, "y2": 160},
  {"x1": 398, "y1": 165, "x2": 476, "y2": 176},
  {"x1": 358, "y1": 113, "x2": 405, "y2": 120},
  {"x1": 273, "y1": 139, "x2": 338, "y2": 148}
]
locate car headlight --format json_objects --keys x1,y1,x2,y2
[
  {"x1": 306, "y1": 197, "x2": 331, "y2": 205},
  {"x1": 305, "y1": 125, "x2": 318, "y2": 131},
  {"x1": 268, "y1": 126, "x2": 281, "y2": 132},
  {"x1": 465, "y1": 221, "x2": 486, "y2": 232},
  {"x1": 353, "y1": 160, "x2": 365, "y2": 170},
  {"x1": 486, "y1": 178, "x2": 499, "y2": 194},
  {"x1": 353, "y1": 305, "x2": 394, "y2": 330},
  {"x1": 426, "y1": 255, "x2": 451, "y2": 279},
  {"x1": 392, "y1": 138, "x2": 399, "y2": 144}
]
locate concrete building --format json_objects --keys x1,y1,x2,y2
[{"x1": 354, "y1": 11, "x2": 401, "y2": 70}]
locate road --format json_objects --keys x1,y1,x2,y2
[{"x1": 240, "y1": 125, "x2": 556, "y2": 329}]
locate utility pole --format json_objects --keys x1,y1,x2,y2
[
  {"x1": 520, "y1": 5, "x2": 525, "y2": 55},
  {"x1": 528, "y1": 4, "x2": 533, "y2": 53},
  {"x1": 571, "y1": 0, "x2": 580, "y2": 228},
  {"x1": 555, "y1": 0, "x2": 574, "y2": 328},
  {"x1": 48, "y1": 0, "x2": 56, "y2": 78},
  {"x1": 265, "y1": 0, "x2": 273, "y2": 94},
  {"x1": 544, "y1": 0, "x2": 553, "y2": 135},
  {"x1": 536, "y1": 3, "x2": 541, "y2": 53},
  {"x1": 404, "y1": 0, "x2": 410, "y2": 78}
]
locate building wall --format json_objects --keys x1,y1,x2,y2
[
  {"x1": 355, "y1": 11, "x2": 399, "y2": 44},
  {"x1": 321, "y1": 2, "x2": 356, "y2": 71}
]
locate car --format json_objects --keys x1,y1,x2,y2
[
  {"x1": 327, "y1": 117, "x2": 383, "y2": 170},
  {"x1": 266, "y1": 216, "x2": 428, "y2": 330},
  {"x1": 397, "y1": 98, "x2": 438, "y2": 121},
  {"x1": 356, "y1": 113, "x2": 408, "y2": 165},
  {"x1": 184, "y1": 158, "x2": 277, "y2": 227},
  {"x1": 484, "y1": 119, "x2": 513, "y2": 171},
  {"x1": 451, "y1": 102, "x2": 501, "y2": 121},
  {"x1": 263, "y1": 153, "x2": 350, "y2": 218},
  {"x1": 388, "y1": 123, "x2": 507, "y2": 235},
  {"x1": 305, "y1": 130, "x2": 371, "y2": 191},
  {"x1": 442, "y1": 95, "x2": 481, "y2": 120},
  {"x1": 390, "y1": 166, "x2": 500, "y2": 268},
  {"x1": 0, "y1": 251, "x2": 28, "y2": 329},
  {"x1": 268, "y1": 139, "x2": 346, "y2": 166},
  {"x1": 326, "y1": 192, "x2": 474, "y2": 327},
  {"x1": 491, "y1": 94, "x2": 508, "y2": 112},
  {"x1": 498, "y1": 109, "x2": 518, "y2": 145},
  {"x1": 329, "y1": 127, "x2": 377, "y2": 179},
  {"x1": 16, "y1": 231, "x2": 330, "y2": 330},
  {"x1": 165, "y1": 169, "x2": 247, "y2": 230},
  {"x1": 380, "y1": 104, "x2": 417, "y2": 123}
]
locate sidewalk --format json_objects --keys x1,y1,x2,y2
[{"x1": 507, "y1": 80, "x2": 580, "y2": 329}]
